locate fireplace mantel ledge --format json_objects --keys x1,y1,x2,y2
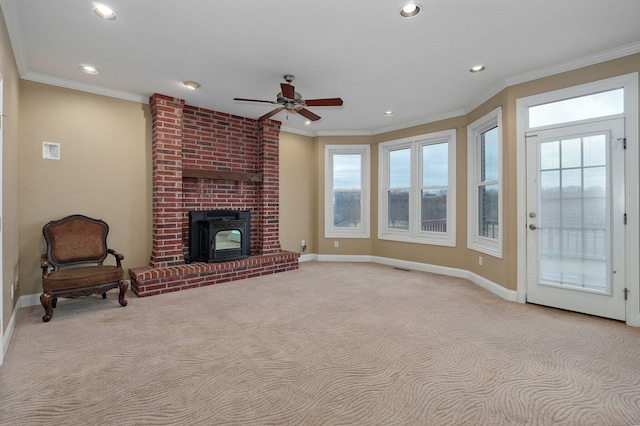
[{"x1": 182, "y1": 168, "x2": 263, "y2": 183}]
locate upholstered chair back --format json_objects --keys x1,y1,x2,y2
[{"x1": 43, "y1": 215, "x2": 109, "y2": 268}]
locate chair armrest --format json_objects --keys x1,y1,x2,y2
[
  {"x1": 108, "y1": 249, "x2": 124, "y2": 268},
  {"x1": 41, "y1": 254, "x2": 51, "y2": 277}
]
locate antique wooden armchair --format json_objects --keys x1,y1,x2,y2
[{"x1": 40, "y1": 214, "x2": 128, "y2": 322}]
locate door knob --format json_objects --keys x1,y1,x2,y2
[{"x1": 529, "y1": 224, "x2": 541, "y2": 230}]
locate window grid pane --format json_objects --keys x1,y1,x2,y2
[
  {"x1": 478, "y1": 184, "x2": 499, "y2": 239},
  {"x1": 333, "y1": 154, "x2": 361, "y2": 190},
  {"x1": 422, "y1": 143, "x2": 448, "y2": 186},
  {"x1": 334, "y1": 191, "x2": 362, "y2": 228},
  {"x1": 539, "y1": 135, "x2": 608, "y2": 290},
  {"x1": 480, "y1": 127, "x2": 498, "y2": 182},
  {"x1": 421, "y1": 189, "x2": 447, "y2": 232},
  {"x1": 388, "y1": 190, "x2": 409, "y2": 230},
  {"x1": 421, "y1": 142, "x2": 449, "y2": 233},
  {"x1": 389, "y1": 148, "x2": 411, "y2": 188}
]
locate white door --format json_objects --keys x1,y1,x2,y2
[
  {"x1": 526, "y1": 118, "x2": 626, "y2": 320},
  {"x1": 0, "y1": 77, "x2": 4, "y2": 362}
]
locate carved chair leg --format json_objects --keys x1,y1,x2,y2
[
  {"x1": 40, "y1": 293, "x2": 54, "y2": 322},
  {"x1": 51, "y1": 297, "x2": 58, "y2": 308},
  {"x1": 118, "y1": 280, "x2": 128, "y2": 307}
]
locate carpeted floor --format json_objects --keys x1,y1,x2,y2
[{"x1": 1, "y1": 261, "x2": 640, "y2": 425}]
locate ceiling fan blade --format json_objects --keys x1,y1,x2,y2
[
  {"x1": 297, "y1": 108, "x2": 321, "y2": 121},
  {"x1": 304, "y1": 98, "x2": 344, "y2": 107},
  {"x1": 280, "y1": 83, "x2": 295, "y2": 100},
  {"x1": 234, "y1": 98, "x2": 277, "y2": 104},
  {"x1": 258, "y1": 107, "x2": 284, "y2": 121}
]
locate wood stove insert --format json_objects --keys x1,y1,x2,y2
[{"x1": 187, "y1": 210, "x2": 251, "y2": 263}]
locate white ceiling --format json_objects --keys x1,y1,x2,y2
[{"x1": 2, "y1": 0, "x2": 640, "y2": 135}]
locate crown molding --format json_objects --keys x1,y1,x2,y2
[
  {"x1": 279, "y1": 125, "x2": 316, "y2": 137},
  {"x1": 317, "y1": 130, "x2": 372, "y2": 137},
  {"x1": 463, "y1": 81, "x2": 508, "y2": 115},
  {"x1": 505, "y1": 41, "x2": 640, "y2": 87},
  {"x1": 371, "y1": 109, "x2": 466, "y2": 136},
  {"x1": 1, "y1": 0, "x2": 28, "y2": 76},
  {"x1": 22, "y1": 71, "x2": 149, "y2": 104}
]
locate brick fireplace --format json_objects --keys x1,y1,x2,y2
[{"x1": 129, "y1": 94, "x2": 299, "y2": 297}]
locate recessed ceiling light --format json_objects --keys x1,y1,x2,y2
[
  {"x1": 183, "y1": 81, "x2": 201, "y2": 90},
  {"x1": 470, "y1": 65, "x2": 486, "y2": 73},
  {"x1": 384, "y1": 111, "x2": 394, "y2": 116},
  {"x1": 400, "y1": 3, "x2": 421, "y2": 18},
  {"x1": 79, "y1": 65, "x2": 99, "y2": 74},
  {"x1": 93, "y1": 5, "x2": 117, "y2": 20},
  {"x1": 304, "y1": 120, "x2": 311, "y2": 125}
]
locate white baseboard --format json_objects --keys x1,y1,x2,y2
[
  {"x1": 3, "y1": 293, "x2": 41, "y2": 364},
  {"x1": 307, "y1": 254, "x2": 518, "y2": 303},
  {"x1": 298, "y1": 253, "x2": 317, "y2": 262},
  {"x1": 466, "y1": 271, "x2": 518, "y2": 302},
  {"x1": 315, "y1": 254, "x2": 373, "y2": 263}
]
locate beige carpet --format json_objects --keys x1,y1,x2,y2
[{"x1": 2, "y1": 262, "x2": 640, "y2": 425}]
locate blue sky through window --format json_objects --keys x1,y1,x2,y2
[
  {"x1": 333, "y1": 154, "x2": 361, "y2": 189},
  {"x1": 529, "y1": 88, "x2": 623, "y2": 128},
  {"x1": 389, "y1": 148, "x2": 411, "y2": 188}
]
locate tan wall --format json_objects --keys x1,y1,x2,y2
[
  {"x1": 1, "y1": 8, "x2": 21, "y2": 333},
  {"x1": 18, "y1": 81, "x2": 152, "y2": 298},
  {"x1": 279, "y1": 131, "x2": 316, "y2": 253}
]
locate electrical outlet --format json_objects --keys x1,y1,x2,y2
[
  {"x1": 334, "y1": 241, "x2": 339, "y2": 248},
  {"x1": 478, "y1": 256, "x2": 483, "y2": 266}
]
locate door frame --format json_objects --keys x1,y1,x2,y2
[
  {"x1": 516, "y1": 72, "x2": 640, "y2": 326},
  {"x1": 0, "y1": 75, "x2": 3, "y2": 361}
]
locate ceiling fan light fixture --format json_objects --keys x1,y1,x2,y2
[
  {"x1": 93, "y1": 5, "x2": 117, "y2": 20},
  {"x1": 79, "y1": 65, "x2": 99, "y2": 74},
  {"x1": 183, "y1": 81, "x2": 201, "y2": 90},
  {"x1": 400, "y1": 3, "x2": 421, "y2": 18}
]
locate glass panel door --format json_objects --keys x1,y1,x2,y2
[{"x1": 526, "y1": 118, "x2": 626, "y2": 320}]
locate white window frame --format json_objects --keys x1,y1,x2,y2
[
  {"x1": 378, "y1": 129, "x2": 457, "y2": 246},
  {"x1": 467, "y1": 107, "x2": 503, "y2": 258},
  {"x1": 324, "y1": 144, "x2": 370, "y2": 238}
]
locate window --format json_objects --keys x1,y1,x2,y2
[
  {"x1": 325, "y1": 145, "x2": 370, "y2": 238},
  {"x1": 468, "y1": 107, "x2": 502, "y2": 257},
  {"x1": 379, "y1": 129, "x2": 456, "y2": 246},
  {"x1": 528, "y1": 88, "x2": 624, "y2": 128}
]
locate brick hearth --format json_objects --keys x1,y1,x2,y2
[{"x1": 130, "y1": 93, "x2": 299, "y2": 297}]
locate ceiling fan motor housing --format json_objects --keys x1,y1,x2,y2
[
  {"x1": 233, "y1": 73, "x2": 342, "y2": 121},
  {"x1": 277, "y1": 91, "x2": 303, "y2": 110}
]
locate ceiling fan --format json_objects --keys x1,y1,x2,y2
[{"x1": 233, "y1": 74, "x2": 343, "y2": 122}]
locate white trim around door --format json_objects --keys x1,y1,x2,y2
[{"x1": 516, "y1": 72, "x2": 640, "y2": 326}]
